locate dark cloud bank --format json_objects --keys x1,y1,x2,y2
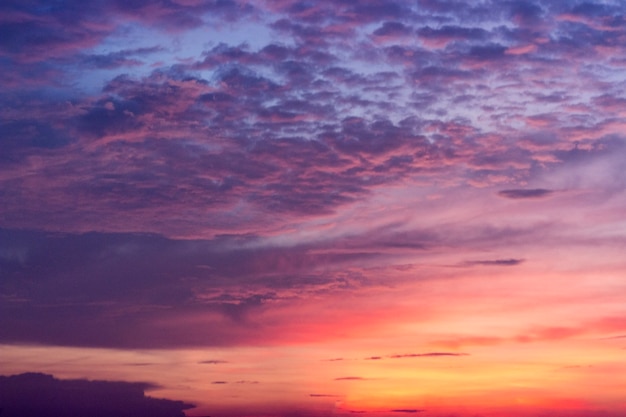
[{"x1": 0, "y1": 373, "x2": 193, "y2": 417}]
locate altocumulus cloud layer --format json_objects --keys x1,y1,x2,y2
[
  {"x1": 1, "y1": 0, "x2": 626, "y2": 349},
  {"x1": 2, "y1": 0, "x2": 626, "y2": 237},
  {"x1": 2, "y1": 4, "x2": 626, "y2": 415}
]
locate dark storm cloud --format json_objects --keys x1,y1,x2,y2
[{"x1": 0, "y1": 373, "x2": 193, "y2": 417}]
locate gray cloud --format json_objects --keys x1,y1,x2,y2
[
  {"x1": 498, "y1": 189, "x2": 555, "y2": 199},
  {"x1": 461, "y1": 259, "x2": 525, "y2": 267}
]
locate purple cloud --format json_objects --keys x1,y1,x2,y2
[
  {"x1": 0, "y1": 373, "x2": 193, "y2": 417},
  {"x1": 461, "y1": 259, "x2": 525, "y2": 267},
  {"x1": 498, "y1": 189, "x2": 555, "y2": 199},
  {"x1": 1, "y1": 1, "x2": 626, "y2": 414}
]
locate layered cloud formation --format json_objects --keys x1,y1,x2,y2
[{"x1": 1, "y1": 1, "x2": 626, "y2": 416}]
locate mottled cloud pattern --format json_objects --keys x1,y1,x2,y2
[
  {"x1": 2, "y1": 0, "x2": 625, "y2": 236},
  {"x1": 1, "y1": 1, "x2": 626, "y2": 417}
]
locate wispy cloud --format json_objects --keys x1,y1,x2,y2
[
  {"x1": 387, "y1": 352, "x2": 469, "y2": 359},
  {"x1": 460, "y1": 259, "x2": 525, "y2": 267},
  {"x1": 498, "y1": 189, "x2": 555, "y2": 199}
]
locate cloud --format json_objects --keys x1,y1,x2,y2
[
  {"x1": 2, "y1": 225, "x2": 431, "y2": 349},
  {"x1": 80, "y1": 46, "x2": 164, "y2": 69},
  {"x1": 387, "y1": 352, "x2": 469, "y2": 359},
  {"x1": 390, "y1": 410, "x2": 424, "y2": 414},
  {"x1": 0, "y1": 3, "x2": 626, "y2": 415},
  {"x1": 437, "y1": 317, "x2": 626, "y2": 349},
  {"x1": 461, "y1": 259, "x2": 525, "y2": 267},
  {"x1": 0, "y1": 372, "x2": 193, "y2": 417},
  {"x1": 334, "y1": 377, "x2": 365, "y2": 381},
  {"x1": 498, "y1": 189, "x2": 555, "y2": 199}
]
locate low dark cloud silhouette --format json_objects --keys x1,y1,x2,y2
[
  {"x1": 390, "y1": 410, "x2": 424, "y2": 413},
  {"x1": 0, "y1": 373, "x2": 193, "y2": 417},
  {"x1": 334, "y1": 376, "x2": 365, "y2": 381},
  {"x1": 498, "y1": 189, "x2": 555, "y2": 199}
]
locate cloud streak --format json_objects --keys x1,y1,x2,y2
[{"x1": 498, "y1": 189, "x2": 555, "y2": 199}]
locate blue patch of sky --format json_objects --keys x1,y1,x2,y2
[{"x1": 69, "y1": 18, "x2": 274, "y2": 95}]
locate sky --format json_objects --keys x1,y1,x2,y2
[{"x1": 1, "y1": 0, "x2": 626, "y2": 416}]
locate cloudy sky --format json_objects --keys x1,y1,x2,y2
[{"x1": 1, "y1": 0, "x2": 626, "y2": 416}]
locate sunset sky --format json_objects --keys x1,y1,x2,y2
[{"x1": 1, "y1": 0, "x2": 626, "y2": 416}]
